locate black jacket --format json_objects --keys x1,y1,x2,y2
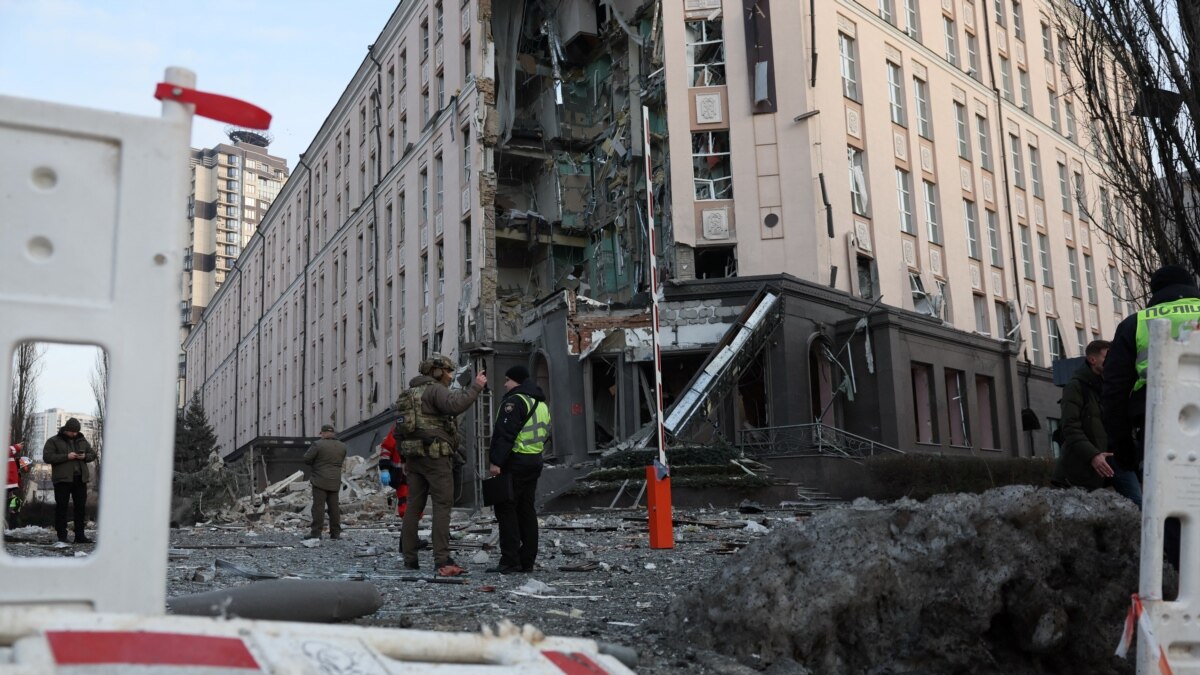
[
  {"x1": 1102, "y1": 281, "x2": 1200, "y2": 467},
  {"x1": 1052, "y1": 362, "x2": 1106, "y2": 489},
  {"x1": 488, "y1": 381, "x2": 547, "y2": 469}
]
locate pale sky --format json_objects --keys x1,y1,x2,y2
[{"x1": 1, "y1": 0, "x2": 398, "y2": 413}]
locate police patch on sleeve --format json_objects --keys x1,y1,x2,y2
[{"x1": 503, "y1": 402, "x2": 516, "y2": 413}]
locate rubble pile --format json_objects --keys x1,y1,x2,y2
[
  {"x1": 667, "y1": 486, "x2": 1143, "y2": 675},
  {"x1": 211, "y1": 457, "x2": 395, "y2": 528}
]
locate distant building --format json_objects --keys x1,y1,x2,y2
[
  {"x1": 179, "y1": 131, "x2": 289, "y2": 405},
  {"x1": 26, "y1": 409, "x2": 100, "y2": 463}
]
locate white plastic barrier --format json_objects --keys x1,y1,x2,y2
[
  {"x1": 0, "y1": 68, "x2": 194, "y2": 614},
  {"x1": 1139, "y1": 319, "x2": 1200, "y2": 673}
]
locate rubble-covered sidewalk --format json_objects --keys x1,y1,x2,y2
[{"x1": 5, "y1": 481, "x2": 1150, "y2": 674}]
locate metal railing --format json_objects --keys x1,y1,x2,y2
[{"x1": 736, "y1": 423, "x2": 903, "y2": 462}]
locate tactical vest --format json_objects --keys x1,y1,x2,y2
[
  {"x1": 512, "y1": 394, "x2": 551, "y2": 455},
  {"x1": 401, "y1": 384, "x2": 460, "y2": 458},
  {"x1": 1133, "y1": 298, "x2": 1200, "y2": 391}
]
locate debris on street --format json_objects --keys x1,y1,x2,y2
[{"x1": 668, "y1": 486, "x2": 1148, "y2": 675}]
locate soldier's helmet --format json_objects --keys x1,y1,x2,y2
[{"x1": 429, "y1": 353, "x2": 455, "y2": 371}]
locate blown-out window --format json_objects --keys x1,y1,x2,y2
[
  {"x1": 686, "y1": 20, "x2": 726, "y2": 87},
  {"x1": 693, "y1": 132, "x2": 733, "y2": 200}
]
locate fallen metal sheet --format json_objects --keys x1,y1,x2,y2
[
  {"x1": 167, "y1": 579, "x2": 383, "y2": 622},
  {"x1": 214, "y1": 558, "x2": 279, "y2": 580}
]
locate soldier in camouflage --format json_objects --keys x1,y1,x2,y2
[{"x1": 400, "y1": 353, "x2": 486, "y2": 576}]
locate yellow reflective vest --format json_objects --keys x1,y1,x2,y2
[{"x1": 512, "y1": 394, "x2": 551, "y2": 455}]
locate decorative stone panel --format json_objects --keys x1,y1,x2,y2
[
  {"x1": 702, "y1": 207, "x2": 731, "y2": 240},
  {"x1": 695, "y1": 93, "x2": 723, "y2": 125}
]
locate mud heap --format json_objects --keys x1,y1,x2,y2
[{"x1": 667, "y1": 486, "x2": 1142, "y2": 675}]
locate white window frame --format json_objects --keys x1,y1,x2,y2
[
  {"x1": 686, "y1": 20, "x2": 726, "y2": 87},
  {"x1": 923, "y1": 180, "x2": 941, "y2": 244},
  {"x1": 896, "y1": 168, "x2": 915, "y2": 234},
  {"x1": 887, "y1": 62, "x2": 907, "y2": 126}
]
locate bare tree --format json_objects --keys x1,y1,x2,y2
[
  {"x1": 9, "y1": 343, "x2": 42, "y2": 446},
  {"x1": 1054, "y1": 0, "x2": 1200, "y2": 297},
  {"x1": 88, "y1": 350, "x2": 109, "y2": 456}
]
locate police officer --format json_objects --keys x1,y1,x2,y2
[
  {"x1": 401, "y1": 353, "x2": 486, "y2": 577},
  {"x1": 1102, "y1": 264, "x2": 1200, "y2": 567},
  {"x1": 486, "y1": 365, "x2": 551, "y2": 574}
]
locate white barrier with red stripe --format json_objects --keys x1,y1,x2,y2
[
  {"x1": 1130, "y1": 320, "x2": 1200, "y2": 674},
  {"x1": 0, "y1": 607, "x2": 633, "y2": 673}
]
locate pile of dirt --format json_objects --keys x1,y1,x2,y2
[{"x1": 667, "y1": 486, "x2": 1143, "y2": 674}]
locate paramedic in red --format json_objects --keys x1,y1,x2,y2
[
  {"x1": 43, "y1": 418, "x2": 97, "y2": 544},
  {"x1": 379, "y1": 427, "x2": 412, "y2": 517},
  {"x1": 6, "y1": 442, "x2": 29, "y2": 529}
]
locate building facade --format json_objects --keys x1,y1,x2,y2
[
  {"x1": 180, "y1": 133, "x2": 289, "y2": 405},
  {"x1": 183, "y1": 0, "x2": 1143, "y2": 497}
]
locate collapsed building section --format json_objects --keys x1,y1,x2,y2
[{"x1": 485, "y1": 0, "x2": 668, "y2": 340}]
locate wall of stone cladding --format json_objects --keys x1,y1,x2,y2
[{"x1": 660, "y1": 299, "x2": 744, "y2": 325}]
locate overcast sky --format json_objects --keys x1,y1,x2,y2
[{"x1": 1, "y1": 0, "x2": 397, "y2": 413}]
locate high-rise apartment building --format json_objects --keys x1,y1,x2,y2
[
  {"x1": 180, "y1": 131, "x2": 288, "y2": 405},
  {"x1": 183, "y1": 132, "x2": 289, "y2": 327},
  {"x1": 183, "y1": 1, "x2": 1142, "y2": 491}
]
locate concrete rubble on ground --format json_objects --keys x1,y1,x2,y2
[
  {"x1": 667, "y1": 486, "x2": 1149, "y2": 675},
  {"x1": 4, "y1": 486, "x2": 1152, "y2": 673},
  {"x1": 212, "y1": 456, "x2": 394, "y2": 528}
]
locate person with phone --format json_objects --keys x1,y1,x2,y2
[{"x1": 42, "y1": 418, "x2": 97, "y2": 546}]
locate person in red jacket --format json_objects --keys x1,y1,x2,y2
[
  {"x1": 379, "y1": 426, "x2": 411, "y2": 517},
  {"x1": 6, "y1": 443, "x2": 29, "y2": 529}
]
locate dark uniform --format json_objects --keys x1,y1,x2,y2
[
  {"x1": 488, "y1": 366, "x2": 550, "y2": 574},
  {"x1": 1102, "y1": 265, "x2": 1200, "y2": 568}
]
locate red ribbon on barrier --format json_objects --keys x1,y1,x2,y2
[{"x1": 153, "y1": 83, "x2": 271, "y2": 129}]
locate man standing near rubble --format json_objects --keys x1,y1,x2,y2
[
  {"x1": 487, "y1": 365, "x2": 551, "y2": 575},
  {"x1": 401, "y1": 354, "x2": 486, "y2": 577},
  {"x1": 303, "y1": 424, "x2": 347, "y2": 541},
  {"x1": 43, "y1": 418, "x2": 97, "y2": 546},
  {"x1": 1103, "y1": 264, "x2": 1200, "y2": 567}
]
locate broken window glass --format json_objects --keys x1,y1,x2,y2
[
  {"x1": 693, "y1": 132, "x2": 733, "y2": 200},
  {"x1": 946, "y1": 369, "x2": 971, "y2": 447},
  {"x1": 686, "y1": 20, "x2": 726, "y2": 87},
  {"x1": 848, "y1": 146, "x2": 869, "y2": 216},
  {"x1": 910, "y1": 273, "x2": 933, "y2": 315}
]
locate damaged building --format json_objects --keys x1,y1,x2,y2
[{"x1": 183, "y1": 0, "x2": 1144, "y2": 502}]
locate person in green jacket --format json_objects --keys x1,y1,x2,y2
[
  {"x1": 303, "y1": 424, "x2": 348, "y2": 541},
  {"x1": 1052, "y1": 340, "x2": 1141, "y2": 506},
  {"x1": 42, "y1": 418, "x2": 97, "y2": 545}
]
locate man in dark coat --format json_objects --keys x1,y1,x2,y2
[
  {"x1": 1052, "y1": 340, "x2": 1141, "y2": 505},
  {"x1": 42, "y1": 418, "x2": 97, "y2": 545},
  {"x1": 486, "y1": 365, "x2": 551, "y2": 574},
  {"x1": 303, "y1": 424, "x2": 348, "y2": 540}
]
